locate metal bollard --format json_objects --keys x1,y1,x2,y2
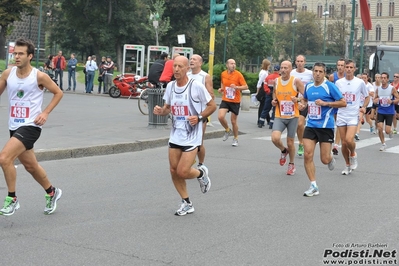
[
  {"x1": 147, "y1": 88, "x2": 168, "y2": 126},
  {"x1": 241, "y1": 89, "x2": 251, "y2": 111}
]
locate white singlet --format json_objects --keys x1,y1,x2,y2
[
  {"x1": 336, "y1": 77, "x2": 368, "y2": 120},
  {"x1": 163, "y1": 79, "x2": 212, "y2": 146},
  {"x1": 7, "y1": 66, "x2": 43, "y2": 130}
]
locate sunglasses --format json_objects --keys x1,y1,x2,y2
[{"x1": 394, "y1": 76, "x2": 399, "y2": 78}]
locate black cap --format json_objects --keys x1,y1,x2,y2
[{"x1": 274, "y1": 65, "x2": 280, "y2": 71}]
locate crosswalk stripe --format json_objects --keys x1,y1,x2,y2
[{"x1": 254, "y1": 134, "x2": 396, "y2": 151}]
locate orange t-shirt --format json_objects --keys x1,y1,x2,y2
[
  {"x1": 275, "y1": 76, "x2": 299, "y2": 118},
  {"x1": 221, "y1": 70, "x2": 247, "y2": 103}
]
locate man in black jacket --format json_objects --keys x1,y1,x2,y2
[{"x1": 148, "y1": 52, "x2": 169, "y2": 86}]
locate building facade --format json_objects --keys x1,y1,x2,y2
[{"x1": 267, "y1": 0, "x2": 399, "y2": 49}]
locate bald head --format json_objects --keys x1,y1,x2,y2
[
  {"x1": 190, "y1": 54, "x2": 203, "y2": 73},
  {"x1": 280, "y1": 61, "x2": 293, "y2": 80},
  {"x1": 173, "y1": 56, "x2": 190, "y2": 82}
]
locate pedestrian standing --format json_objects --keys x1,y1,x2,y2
[
  {"x1": 85, "y1": 55, "x2": 98, "y2": 94},
  {"x1": 67, "y1": 53, "x2": 77, "y2": 91},
  {"x1": 52, "y1": 50, "x2": 66, "y2": 90}
]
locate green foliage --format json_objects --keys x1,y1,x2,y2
[
  {"x1": 231, "y1": 22, "x2": 274, "y2": 63},
  {"x1": 275, "y1": 11, "x2": 323, "y2": 59},
  {"x1": 141, "y1": 0, "x2": 171, "y2": 44},
  {"x1": 242, "y1": 72, "x2": 258, "y2": 94}
]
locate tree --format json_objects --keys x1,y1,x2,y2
[
  {"x1": 231, "y1": 22, "x2": 274, "y2": 64},
  {"x1": 0, "y1": 0, "x2": 39, "y2": 59},
  {"x1": 275, "y1": 11, "x2": 323, "y2": 60},
  {"x1": 141, "y1": 0, "x2": 171, "y2": 46},
  {"x1": 324, "y1": 6, "x2": 352, "y2": 57}
]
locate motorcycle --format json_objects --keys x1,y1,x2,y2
[{"x1": 108, "y1": 74, "x2": 148, "y2": 99}]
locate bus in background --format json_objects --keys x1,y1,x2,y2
[{"x1": 369, "y1": 45, "x2": 399, "y2": 82}]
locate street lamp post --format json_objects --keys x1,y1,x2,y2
[
  {"x1": 223, "y1": 1, "x2": 241, "y2": 63},
  {"x1": 291, "y1": 17, "x2": 297, "y2": 61},
  {"x1": 323, "y1": 0, "x2": 329, "y2": 56},
  {"x1": 349, "y1": 0, "x2": 356, "y2": 59},
  {"x1": 35, "y1": 0, "x2": 43, "y2": 68},
  {"x1": 150, "y1": 13, "x2": 160, "y2": 46}
]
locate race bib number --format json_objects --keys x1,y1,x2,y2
[
  {"x1": 10, "y1": 100, "x2": 30, "y2": 119},
  {"x1": 343, "y1": 92, "x2": 355, "y2": 104},
  {"x1": 307, "y1": 101, "x2": 321, "y2": 120},
  {"x1": 280, "y1": 100, "x2": 295, "y2": 117},
  {"x1": 225, "y1": 87, "x2": 236, "y2": 99},
  {"x1": 380, "y1": 96, "x2": 390, "y2": 107},
  {"x1": 171, "y1": 105, "x2": 189, "y2": 121}
]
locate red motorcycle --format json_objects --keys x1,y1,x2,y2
[{"x1": 108, "y1": 74, "x2": 149, "y2": 99}]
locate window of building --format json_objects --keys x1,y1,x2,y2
[
  {"x1": 389, "y1": 1, "x2": 395, "y2": 16},
  {"x1": 376, "y1": 25, "x2": 381, "y2": 41},
  {"x1": 317, "y1": 4, "x2": 323, "y2": 18},
  {"x1": 341, "y1": 4, "x2": 346, "y2": 17},
  {"x1": 388, "y1": 25, "x2": 394, "y2": 41},
  {"x1": 302, "y1": 4, "x2": 307, "y2": 12},
  {"x1": 376, "y1": 1, "x2": 382, "y2": 17},
  {"x1": 329, "y1": 4, "x2": 335, "y2": 18},
  {"x1": 364, "y1": 30, "x2": 369, "y2": 41}
]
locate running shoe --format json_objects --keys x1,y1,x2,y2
[
  {"x1": 279, "y1": 149, "x2": 288, "y2": 166},
  {"x1": 328, "y1": 156, "x2": 336, "y2": 171},
  {"x1": 332, "y1": 144, "x2": 339, "y2": 156},
  {"x1": 379, "y1": 143, "x2": 387, "y2": 151},
  {"x1": 175, "y1": 200, "x2": 194, "y2": 216},
  {"x1": 197, "y1": 165, "x2": 211, "y2": 193},
  {"x1": 394, "y1": 129, "x2": 397, "y2": 134},
  {"x1": 297, "y1": 144, "x2": 304, "y2": 156},
  {"x1": 370, "y1": 126, "x2": 374, "y2": 134},
  {"x1": 341, "y1": 166, "x2": 352, "y2": 175},
  {"x1": 354, "y1": 134, "x2": 360, "y2": 141},
  {"x1": 222, "y1": 130, "x2": 232, "y2": 141},
  {"x1": 0, "y1": 196, "x2": 20, "y2": 216},
  {"x1": 303, "y1": 184, "x2": 319, "y2": 197},
  {"x1": 286, "y1": 163, "x2": 296, "y2": 175},
  {"x1": 44, "y1": 187, "x2": 62, "y2": 215},
  {"x1": 232, "y1": 138, "x2": 238, "y2": 147},
  {"x1": 389, "y1": 131, "x2": 393, "y2": 139},
  {"x1": 350, "y1": 153, "x2": 358, "y2": 170}
]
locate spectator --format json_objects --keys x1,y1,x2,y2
[
  {"x1": 148, "y1": 52, "x2": 168, "y2": 85},
  {"x1": 52, "y1": 51, "x2": 66, "y2": 90},
  {"x1": 67, "y1": 53, "x2": 77, "y2": 91}
]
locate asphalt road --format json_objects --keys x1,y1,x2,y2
[{"x1": 0, "y1": 74, "x2": 398, "y2": 265}]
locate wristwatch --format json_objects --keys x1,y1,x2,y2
[{"x1": 198, "y1": 115, "x2": 204, "y2": 122}]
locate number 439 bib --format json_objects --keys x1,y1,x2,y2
[{"x1": 10, "y1": 100, "x2": 30, "y2": 119}]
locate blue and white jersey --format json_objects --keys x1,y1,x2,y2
[{"x1": 303, "y1": 80, "x2": 343, "y2": 129}]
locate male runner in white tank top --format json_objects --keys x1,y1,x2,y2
[
  {"x1": 0, "y1": 38, "x2": 63, "y2": 216},
  {"x1": 153, "y1": 56, "x2": 216, "y2": 216},
  {"x1": 335, "y1": 60, "x2": 369, "y2": 175},
  {"x1": 187, "y1": 54, "x2": 214, "y2": 169}
]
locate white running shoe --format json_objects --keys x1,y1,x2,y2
[
  {"x1": 222, "y1": 130, "x2": 232, "y2": 141},
  {"x1": 232, "y1": 138, "x2": 238, "y2": 147},
  {"x1": 303, "y1": 184, "x2": 319, "y2": 197},
  {"x1": 341, "y1": 166, "x2": 352, "y2": 175},
  {"x1": 328, "y1": 156, "x2": 336, "y2": 171},
  {"x1": 380, "y1": 143, "x2": 387, "y2": 151},
  {"x1": 349, "y1": 153, "x2": 358, "y2": 170},
  {"x1": 197, "y1": 165, "x2": 211, "y2": 193},
  {"x1": 175, "y1": 200, "x2": 194, "y2": 216}
]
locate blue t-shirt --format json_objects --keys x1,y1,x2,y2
[{"x1": 303, "y1": 80, "x2": 343, "y2": 128}]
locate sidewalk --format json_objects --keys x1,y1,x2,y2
[{"x1": 0, "y1": 72, "x2": 259, "y2": 162}]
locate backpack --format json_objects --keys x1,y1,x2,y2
[{"x1": 256, "y1": 82, "x2": 266, "y2": 101}]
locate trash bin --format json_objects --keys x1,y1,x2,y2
[{"x1": 147, "y1": 88, "x2": 168, "y2": 126}]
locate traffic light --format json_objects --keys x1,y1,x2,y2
[{"x1": 210, "y1": 0, "x2": 228, "y2": 26}]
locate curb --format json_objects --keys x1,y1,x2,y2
[{"x1": 31, "y1": 129, "x2": 227, "y2": 163}]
